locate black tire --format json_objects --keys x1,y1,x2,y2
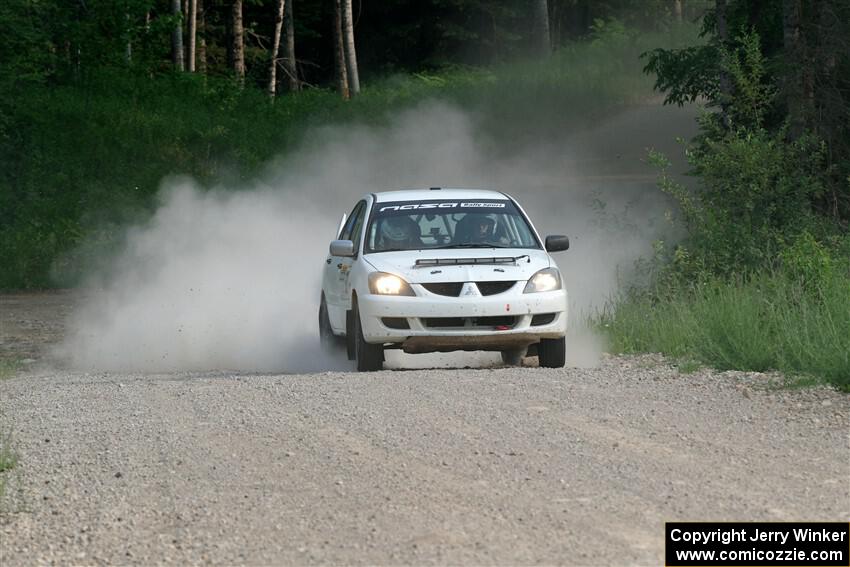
[
  {"x1": 345, "y1": 309, "x2": 356, "y2": 361},
  {"x1": 538, "y1": 337, "x2": 566, "y2": 368},
  {"x1": 318, "y1": 296, "x2": 338, "y2": 353},
  {"x1": 353, "y1": 300, "x2": 383, "y2": 371},
  {"x1": 500, "y1": 348, "x2": 526, "y2": 366}
]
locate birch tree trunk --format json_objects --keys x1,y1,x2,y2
[
  {"x1": 171, "y1": 0, "x2": 184, "y2": 71},
  {"x1": 673, "y1": 0, "x2": 683, "y2": 23},
  {"x1": 341, "y1": 0, "x2": 360, "y2": 95},
  {"x1": 333, "y1": 0, "x2": 350, "y2": 99},
  {"x1": 187, "y1": 0, "x2": 197, "y2": 72},
  {"x1": 716, "y1": 0, "x2": 732, "y2": 123},
  {"x1": 198, "y1": 0, "x2": 207, "y2": 74},
  {"x1": 232, "y1": 0, "x2": 245, "y2": 84},
  {"x1": 284, "y1": 0, "x2": 300, "y2": 91},
  {"x1": 268, "y1": 0, "x2": 286, "y2": 97},
  {"x1": 533, "y1": 0, "x2": 551, "y2": 55},
  {"x1": 782, "y1": 0, "x2": 808, "y2": 139}
]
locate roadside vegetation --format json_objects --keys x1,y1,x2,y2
[
  {"x1": 0, "y1": 427, "x2": 17, "y2": 504},
  {"x1": 0, "y1": 360, "x2": 22, "y2": 380},
  {"x1": 599, "y1": 2, "x2": 850, "y2": 390}
]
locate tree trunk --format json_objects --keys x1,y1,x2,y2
[
  {"x1": 284, "y1": 0, "x2": 300, "y2": 91},
  {"x1": 549, "y1": 0, "x2": 560, "y2": 47},
  {"x1": 232, "y1": 0, "x2": 245, "y2": 84},
  {"x1": 198, "y1": 0, "x2": 207, "y2": 74},
  {"x1": 268, "y1": 0, "x2": 286, "y2": 97},
  {"x1": 333, "y1": 0, "x2": 350, "y2": 99},
  {"x1": 533, "y1": 0, "x2": 551, "y2": 55},
  {"x1": 340, "y1": 0, "x2": 360, "y2": 95},
  {"x1": 782, "y1": 0, "x2": 808, "y2": 139},
  {"x1": 716, "y1": 0, "x2": 732, "y2": 121},
  {"x1": 673, "y1": 0, "x2": 683, "y2": 23},
  {"x1": 183, "y1": 0, "x2": 189, "y2": 65},
  {"x1": 125, "y1": 10, "x2": 132, "y2": 64},
  {"x1": 187, "y1": 0, "x2": 197, "y2": 72},
  {"x1": 171, "y1": 0, "x2": 184, "y2": 71}
]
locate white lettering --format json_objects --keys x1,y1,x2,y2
[{"x1": 379, "y1": 201, "x2": 505, "y2": 212}]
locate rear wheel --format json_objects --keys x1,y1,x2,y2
[
  {"x1": 538, "y1": 337, "x2": 566, "y2": 368},
  {"x1": 500, "y1": 348, "x2": 526, "y2": 366},
  {"x1": 353, "y1": 300, "x2": 383, "y2": 371}
]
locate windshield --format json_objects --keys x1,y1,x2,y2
[{"x1": 365, "y1": 199, "x2": 540, "y2": 253}]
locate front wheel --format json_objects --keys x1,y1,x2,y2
[
  {"x1": 318, "y1": 296, "x2": 338, "y2": 353},
  {"x1": 538, "y1": 337, "x2": 566, "y2": 368},
  {"x1": 353, "y1": 300, "x2": 383, "y2": 372}
]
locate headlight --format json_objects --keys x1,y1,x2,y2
[
  {"x1": 368, "y1": 272, "x2": 415, "y2": 296},
  {"x1": 523, "y1": 268, "x2": 561, "y2": 293}
]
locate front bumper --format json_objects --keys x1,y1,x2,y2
[{"x1": 358, "y1": 284, "x2": 567, "y2": 353}]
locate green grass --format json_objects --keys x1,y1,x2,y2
[
  {"x1": 0, "y1": 428, "x2": 17, "y2": 504},
  {"x1": 598, "y1": 269, "x2": 850, "y2": 390},
  {"x1": 0, "y1": 359, "x2": 21, "y2": 380}
]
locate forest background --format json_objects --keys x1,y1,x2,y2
[{"x1": 0, "y1": 0, "x2": 847, "y2": 387}]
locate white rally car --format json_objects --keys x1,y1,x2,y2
[{"x1": 319, "y1": 188, "x2": 570, "y2": 371}]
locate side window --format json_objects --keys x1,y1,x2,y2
[
  {"x1": 349, "y1": 203, "x2": 367, "y2": 250},
  {"x1": 339, "y1": 201, "x2": 364, "y2": 240}
]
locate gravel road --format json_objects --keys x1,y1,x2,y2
[{"x1": 1, "y1": 292, "x2": 848, "y2": 565}]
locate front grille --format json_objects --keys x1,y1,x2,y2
[
  {"x1": 421, "y1": 282, "x2": 463, "y2": 297},
  {"x1": 423, "y1": 316, "x2": 517, "y2": 329},
  {"x1": 423, "y1": 317, "x2": 465, "y2": 328},
  {"x1": 382, "y1": 317, "x2": 410, "y2": 330},
  {"x1": 531, "y1": 313, "x2": 557, "y2": 326},
  {"x1": 476, "y1": 281, "x2": 516, "y2": 296},
  {"x1": 421, "y1": 281, "x2": 516, "y2": 297}
]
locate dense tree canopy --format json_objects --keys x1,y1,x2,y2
[
  {"x1": 0, "y1": 0, "x2": 699, "y2": 90},
  {"x1": 644, "y1": 0, "x2": 850, "y2": 226}
]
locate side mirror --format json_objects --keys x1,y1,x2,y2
[
  {"x1": 330, "y1": 239, "x2": 355, "y2": 257},
  {"x1": 545, "y1": 235, "x2": 570, "y2": 252}
]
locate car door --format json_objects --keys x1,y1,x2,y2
[{"x1": 325, "y1": 200, "x2": 366, "y2": 331}]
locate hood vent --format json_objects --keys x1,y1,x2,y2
[{"x1": 415, "y1": 255, "x2": 529, "y2": 267}]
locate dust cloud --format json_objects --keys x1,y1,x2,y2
[{"x1": 58, "y1": 101, "x2": 697, "y2": 372}]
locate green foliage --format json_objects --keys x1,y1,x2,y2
[
  {"x1": 617, "y1": 9, "x2": 850, "y2": 387},
  {"x1": 641, "y1": 0, "x2": 784, "y2": 109},
  {"x1": 649, "y1": 30, "x2": 832, "y2": 279},
  {"x1": 657, "y1": 127, "x2": 828, "y2": 278},
  {"x1": 0, "y1": 359, "x2": 22, "y2": 380},
  {"x1": 780, "y1": 231, "x2": 836, "y2": 292},
  {"x1": 716, "y1": 30, "x2": 774, "y2": 129},
  {"x1": 642, "y1": 43, "x2": 719, "y2": 106},
  {"x1": 0, "y1": 427, "x2": 16, "y2": 504},
  {"x1": 644, "y1": 0, "x2": 850, "y2": 223},
  {"x1": 598, "y1": 262, "x2": 850, "y2": 390}
]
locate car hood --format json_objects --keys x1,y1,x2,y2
[{"x1": 363, "y1": 249, "x2": 551, "y2": 284}]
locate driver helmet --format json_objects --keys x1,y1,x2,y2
[
  {"x1": 465, "y1": 214, "x2": 496, "y2": 241},
  {"x1": 380, "y1": 216, "x2": 416, "y2": 246}
]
